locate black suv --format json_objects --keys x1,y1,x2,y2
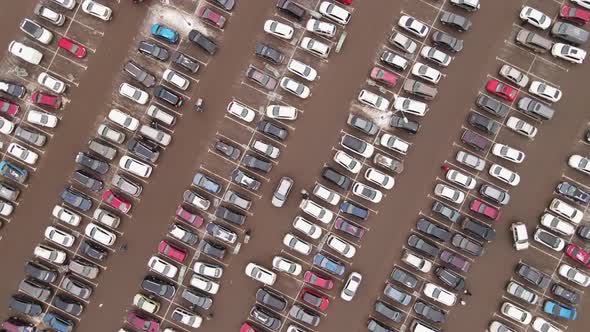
[
  {"x1": 407, "y1": 234, "x2": 440, "y2": 257},
  {"x1": 141, "y1": 276, "x2": 176, "y2": 299},
  {"x1": 75, "y1": 152, "x2": 109, "y2": 175},
  {"x1": 434, "y1": 266, "x2": 465, "y2": 291},
  {"x1": 322, "y1": 167, "x2": 352, "y2": 190},
  {"x1": 137, "y1": 40, "x2": 169, "y2": 61},
  {"x1": 123, "y1": 60, "x2": 156, "y2": 87},
  {"x1": 171, "y1": 51, "x2": 200, "y2": 73},
  {"x1": 255, "y1": 42, "x2": 285, "y2": 64},
  {"x1": 389, "y1": 116, "x2": 420, "y2": 134},
  {"x1": 154, "y1": 85, "x2": 183, "y2": 107},
  {"x1": 242, "y1": 154, "x2": 272, "y2": 173},
  {"x1": 256, "y1": 121, "x2": 288, "y2": 141},
  {"x1": 468, "y1": 111, "x2": 500, "y2": 135},
  {"x1": 188, "y1": 30, "x2": 217, "y2": 55},
  {"x1": 416, "y1": 218, "x2": 450, "y2": 242},
  {"x1": 215, "y1": 206, "x2": 246, "y2": 225},
  {"x1": 461, "y1": 218, "x2": 496, "y2": 242}
]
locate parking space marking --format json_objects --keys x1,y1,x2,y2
[
  {"x1": 503, "y1": 39, "x2": 568, "y2": 72},
  {"x1": 495, "y1": 56, "x2": 560, "y2": 89}
]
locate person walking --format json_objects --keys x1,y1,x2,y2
[
  {"x1": 441, "y1": 164, "x2": 449, "y2": 171},
  {"x1": 301, "y1": 189, "x2": 309, "y2": 199}
]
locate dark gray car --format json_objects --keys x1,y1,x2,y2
[
  {"x1": 193, "y1": 172, "x2": 222, "y2": 194},
  {"x1": 480, "y1": 184, "x2": 510, "y2": 205},
  {"x1": 123, "y1": 60, "x2": 156, "y2": 87},
  {"x1": 435, "y1": 266, "x2": 465, "y2": 291},
  {"x1": 390, "y1": 267, "x2": 417, "y2": 289},
  {"x1": 52, "y1": 295, "x2": 83, "y2": 316},
  {"x1": 8, "y1": 296, "x2": 42, "y2": 317},
  {"x1": 432, "y1": 31, "x2": 463, "y2": 52},
  {"x1": 242, "y1": 154, "x2": 272, "y2": 173},
  {"x1": 476, "y1": 95, "x2": 509, "y2": 118},
  {"x1": 416, "y1": 218, "x2": 450, "y2": 242},
  {"x1": 551, "y1": 22, "x2": 589, "y2": 45},
  {"x1": 517, "y1": 96, "x2": 555, "y2": 120},
  {"x1": 111, "y1": 174, "x2": 142, "y2": 197},
  {"x1": 256, "y1": 288, "x2": 287, "y2": 311},
  {"x1": 389, "y1": 116, "x2": 420, "y2": 134},
  {"x1": 515, "y1": 29, "x2": 552, "y2": 53},
  {"x1": 0, "y1": 80, "x2": 26, "y2": 98},
  {"x1": 18, "y1": 278, "x2": 51, "y2": 301},
  {"x1": 71, "y1": 170, "x2": 103, "y2": 192},
  {"x1": 60, "y1": 187, "x2": 92, "y2": 211},
  {"x1": 289, "y1": 305, "x2": 319, "y2": 327},
  {"x1": 451, "y1": 233, "x2": 483, "y2": 256},
  {"x1": 25, "y1": 261, "x2": 57, "y2": 283},
  {"x1": 367, "y1": 319, "x2": 392, "y2": 332},
  {"x1": 407, "y1": 234, "x2": 440, "y2": 257},
  {"x1": 15, "y1": 126, "x2": 46, "y2": 147},
  {"x1": 181, "y1": 289, "x2": 212, "y2": 309},
  {"x1": 413, "y1": 301, "x2": 445, "y2": 323},
  {"x1": 138, "y1": 40, "x2": 169, "y2": 61},
  {"x1": 255, "y1": 42, "x2": 285, "y2": 64},
  {"x1": 462, "y1": 218, "x2": 496, "y2": 242},
  {"x1": 80, "y1": 240, "x2": 108, "y2": 261},
  {"x1": 231, "y1": 169, "x2": 261, "y2": 191},
  {"x1": 516, "y1": 263, "x2": 551, "y2": 289},
  {"x1": 347, "y1": 113, "x2": 379, "y2": 135},
  {"x1": 199, "y1": 240, "x2": 226, "y2": 259},
  {"x1": 322, "y1": 167, "x2": 352, "y2": 190},
  {"x1": 432, "y1": 201, "x2": 461, "y2": 223},
  {"x1": 256, "y1": 121, "x2": 288, "y2": 141},
  {"x1": 384, "y1": 283, "x2": 412, "y2": 305},
  {"x1": 215, "y1": 206, "x2": 246, "y2": 225},
  {"x1": 375, "y1": 301, "x2": 403, "y2": 323},
  {"x1": 468, "y1": 112, "x2": 500, "y2": 135},
  {"x1": 440, "y1": 11, "x2": 471, "y2": 31},
  {"x1": 215, "y1": 140, "x2": 240, "y2": 160},
  {"x1": 142, "y1": 275, "x2": 176, "y2": 299},
  {"x1": 188, "y1": 30, "x2": 217, "y2": 55},
  {"x1": 172, "y1": 51, "x2": 200, "y2": 73},
  {"x1": 75, "y1": 152, "x2": 109, "y2": 175}
]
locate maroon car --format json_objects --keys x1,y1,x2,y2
[
  {"x1": 158, "y1": 240, "x2": 187, "y2": 263},
  {"x1": 370, "y1": 66, "x2": 398, "y2": 87},
  {"x1": 31, "y1": 91, "x2": 61, "y2": 110},
  {"x1": 334, "y1": 217, "x2": 365, "y2": 239},
  {"x1": 102, "y1": 190, "x2": 131, "y2": 213},
  {"x1": 175, "y1": 205, "x2": 204, "y2": 227},
  {"x1": 439, "y1": 250, "x2": 470, "y2": 272},
  {"x1": 0, "y1": 98, "x2": 19, "y2": 116},
  {"x1": 127, "y1": 311, "x2": 159, "y2": 332},
  {"x1": 560, "y1": 5, "x2": 590, "y2": 25},
  {"x1": 246, "y1": 65, "x2": 277, "y2": 90},
  {"x1": 198, "y1": 6, "x2": 226, "y2": 28}
]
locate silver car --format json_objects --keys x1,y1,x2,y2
[
  {"x1": 111, "y1": 174, "x2": 142, "y2": 197},
  {"x1": 68, "y1": 258, "x2": 99, "y2": 280},
  {"x1": 272, "y1": 177, "x2": 293, "y2": 207},
  {"x1": 455, "y1": 150, "x2": 485, "y2": 171}
]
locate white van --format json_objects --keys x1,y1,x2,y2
[
  {"x1": 146, "y1": 105, "x2": 176, "y2": 126},
  {"x1": 140, "y1": 125, "x2": 172, "y2": 146}
]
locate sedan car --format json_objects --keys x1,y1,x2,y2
[
  {"x1": 255, "y1": 42, "x2": 285, "y2": 64},
  {"x1": 246, "y1": 65, "x2": 278, "y2": 90},
  {"x1": 432, "y1": 201, "x2": 461, "y2": 223},
  {"x1": 138, "y1": 40, "x2": 169, "y2": 61},
  {"x1": 313, "y1": 253, "x2": 345, "y2": 276},
  {"x1": 492, "y1": 144, "x2": 525, "y2": 163},
  {"x1": 423, "y1": 283, "x2": 457, "y2": 306},
  {"x1": 264, "y1": 19, "x2": 294, "y2": 39},
  {"x1": 506, "y1": 116, "x2": 538, "y2": 138},
  {"x1": 552, "y1": 43, "x2": 586, "y2": 63},
  {"x1": 432, "y1": 31, "x2": 463, "y2": 52},
  {"x1": 398, "y1": 15, "x2": 429, "y2": 38},
  {"x1": 560, "y1": 5, "x2": 590, "y2": 25},
  {"x1": 288, "y1": 59, "x2": 317, "y2": 81},
  {"x1": 556, "y1": 181, "x2": 590, "y2": 204},
  {"x1": 102, "y1": 189, "x2": 131, "y2": 213},
  {"x1": 412, "y1": 62, "x2": 442, "y2": 84},
  {"x1": 434, "y1": 183, "x2": 465, "y2": 204},
  {"x1": 499, "y1": 64, "x2": 529, "y2": 87},
  {"x1": 319, "y1": 1, "x2": 351, "y2": 24},
  {"x1": 306, "y1": 18, "x2": 337, "y2": 37},
  {"x1": 304, "y1": 270, "x2": 334, "y2": 289},
  {"x1": 568, "y1": 154, "x2": 590, "y2": 175},
  {"x1": 529, "y1": 81, "x2": 562, "y2": 102},
  {"x1": 420, "y1": 46, "x2": 451, "y2": 67},
  {"x1": 85, "y1": 223, "x2": 116, "y2": 246},
  {"x1": 57, "y1": 37, "x2": 86, "y2": 58},
  {"x1": 198, "y1": 6, "x2": 226, "y2": 28},
  {"x1": 300, "y1": 289, "x2": 329, "y2": 311},
  {"x1": 81, "y1": 0, "x2": 112, "y2": 21},
  {"x1": 127, "y1": 311, "x2": 159, "y2": 332},
  {"x1": 440, "y1": 11, "x2": 472, "y2": 31},
  {"x1": 60, "y1": 187, "x2": 92, "y2": 211},
  {"x1": 486, "y1": 79, "x2": 518, "y2": 101},
  {"x1": 370, "y1": 66, "x2": 398, "y2": 86},
  {"x1": 358, "y1": 89, "x2": 389, "y2": 111},
  {"x1": 565, "y1": 244, "x2": 590, "y2": 268},
  {"x1": 446, "y1": 169, "x2": 476, "y2": 189},
  {"x1": 501, "y1": 302, "x2": 532, "y2": 325},
  {"x1": 544, "y1": 300, "x2": 576, "y2": 320},
  {"x1": 280, "y1": 77, "x2": 310, "y2": 99},
  {"x1": 520, "y1": 6, "x2": 551, "y2": 30},
  {"x1": 516, "y1": 263, "x2": 551, "y2": 289},
  {"x1": 489, "y1": 164, "x2": 520, "y2": 186}
]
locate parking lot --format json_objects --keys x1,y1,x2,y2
[{"x1": 0, "y1": 0, "x2": 590, "y2": 331}]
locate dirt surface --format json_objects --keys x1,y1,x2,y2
[{"x1": 0, "y1": 0, "x2": 589, "y2": 331}]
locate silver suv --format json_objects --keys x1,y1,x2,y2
[
  {"x1": 222, "y1": 190, "x2": 251, "y2": 210},
  {"x1": 111, "y1": 174, "x2": 142, "y2": 197}
]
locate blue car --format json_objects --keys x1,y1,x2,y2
[
  {"x1": 313, "y1": 253, "x2": 345, "y2": 276},
  {"x1": 60, "y1": 187, "x2": 93, "y2": 212},
  {"x1": 43, "y1": 312, "x2": 74, "y2": 332},
  {"x1": 544, "y1": 300, "x2": 576, "y2": 320},
  {"x1": 150, "y1": 23, "x2": 179, "y2": 44},
  {"x1": 0, "y1": 161, "x2": 28, "y2": 184},
  {"x1": 340, "y1": 200, "x2": 369, "y2": 220}
]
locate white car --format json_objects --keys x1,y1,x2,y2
[
  {"x1": 108, "y1": 109, "x2": 139, "y2": 130},
  {"x1": 572, "y1": 0, "x2": 590, "y2": 10},
  {"x1": 280, "y1": 77, "x2": 310, "y2": 99},
  {"x1": 266, "y1": 105, "x2": 298, "y2": 120},
  {"x1": 52, "y1": 205, "x2": 81, "y2": 226},
  {"x1": 540, "y1": 213, "x2": 574, "y2": 236},
  {"x1": 300, "y1": 37, "x2": 331, "y2": 58},
  {"x1": 38, "y1": 72, "x2": 66, "y2": 94},
  {"x1": 319, "y1": 1, "x2": 351, "y2": 25},
  {"x1": 511, "y1": 222, "x2": 529, "y2": 251},
  {"x1": 119, "y1": 83, "x2": 149, "y2": 105},
  {"x1": 402, "y1": 249, "x2": 432, "y2": 273},
  {"x1": 313, "y1": 183, "x2": 341, "y2": 205},
  {"x1": 252, "y1": 140, "x2": 279, "y2": 159},
  {"x1": 489, "y1": 164, "x2": 520, "y2": 186},
  {"x1": 20, "y1": 19, "x2": 53, "y2": 44},
  {"x1": 551, "y1": 43, "x2": 586, "y2": 64},
  {"x1": 506, "y1": 116, "x2": 537, "y2": 138},
  {"x1": 299, "y1": 199, "x2": 333, "y2": 224},
  {"x1": 420, "y1": 46, "x2": 451, "y2": 67},
  {"x1": 528, "y1": 81, "x2": 561, "y2": 102},
  {"x1": 293, "y1": 216, "x2": 322, "y2": 239},
  {"x1": 27, "y1": 110, "x2": 58, "y2": 128},
  {"x1": 390, "y1": 32, "x2": 417, "y2": 54},
  {"x1": 272, "y1": 256, "x2": 302, "y2": 276},
  {"x1": 0, "y1": 118, "x2": 14, "y2": 135},
  {"x1": 492, "y1": 144, "x2": 525, "y2": 163},
  {"x1": 499, "y1": 64, "x2": 529, "y2": 87},
  {"x1": 558, "y1": 264, "x2": 590, "y2": 287},
  {"x1": 445, "y1": 169, "x2": 476, "y2": 189},
  {"x1": 51, "y1": 0, "x2": 76, "y2": 10},
  {"x1": 119, "y1": 155, "x2": 152, "y2": 178},
  {"x1": 334, "y1": 150, "x2": 362, "y2": 174},
  {"x1": 393, "y1": 97, "x2": 428, "y2": 116},
  {"x1": 380, "y1": 133, "x2": 410, "y2": 155},
  {"x1": 81, "y1": 0, "x2": 112, "y2": 21},
  {"x1": 245, "y1": 263, "x2": 276, "y2": 285},
  {"x1": 533, "y1": 228, "x2": 565, "y2": 251},
  {"x1": 341, "y1": 134, "x2": 374, "y2": 158},
  {"x1": 532, "y1": 317, "x2": 562, "y2": 332},
  {"x1": 93, "y1": 208, "x2": 121, "y2": 229},
  {"x1": 8, "y1": 41, "x2": 43, "y2": 65},
  {"x1": 549, "y1": 198, "x2": 583, "y2": 224},
  {"x1": 45, "y1": 226, "x2": 75, "y2": 247},
  {"x1": 8, "y1": 143, "x2": 39, "y2": 165},
  {"x1": 34, "y1": 4, "x2": 66, "y2": 26},
  {"x1": 352, "y1": 182, "x2": 383, "y2": 203},
  {"x1": 365, "y1": 168, "x2": 394, "y2": 190},
  {"x1": 327, "y1": 234, "x2": 356, "y2": 258},
  {"x1": 519, "y1": 6, "x2": 551, "y2": 30},
  {"x1": 133, "y1": 294, "x2": 159, "y2": 314},
  {"x1": 163, "y1": 69, "x2": 189, "y2": 90},
  {"x1": 568, "y1": 154, "x2": 590, "y2": 175},
  {"x1": 287, "y1": 59, "x2": 317, "y2": 81},
  {"x1": 358, "y1": 89, "x2": 390, "y2": 111},
  {"x1": 85, "y1": 223, "x2": 116, "y2": 246},
  {"x1": 34, "y1": 244, "x2": 66, "y2": 264},
  {"x1": 193, "y1": 262, "x2": 223, "y2": 279},
  {"x1": 148, "y1": 255, "x2": 178, "y2": 278},
  {"x1": 423, "y1": 283, "x2": 457, "y2": 306},
  {"x1": 183, "y1": 190, "x2": 210, "y2": 210},
  {"x1": 489, "y1": 321, "x2": 516, "y2": 332},
  {"x1": 434, "y1": 183, "x2": 465, "y2": 204},
  {"x1": 341, "y1": 272, "x2": 362, "y2": 301},
  {"x1": 264, "y1": 20, "x2": 294, "y2": 39},
  {"x1": 283, "y1": 233, "x2": 312, "y2": 255},
  {"x1": 411, "y1": 63, "x2": 442, "y2": 84},
  {"x1": 190, "y1": 274, "x2": 219, "y2": 294},
  {"x1": 227, "y1": 100, "x2": 256, "y2": 122},
  {"x1": 306, "y1": 18, "x2": 336, "y2": 37},
  {"x1": 500, "y1": 302, "x2": 532, "y2": 325},
  {"x1": 172, "y1": 308, "x2": 202, "y2": 328},
  {"x1": 398, "y1": 15, "x2": 429, "y2": 38}
]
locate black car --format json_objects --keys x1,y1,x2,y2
[
  {"x1": 413, "y1": 301, "x2": 445, "y2": 323},
  {"x1": 250, "y1": 306, "x2": 281, "y2": 330},
  {"x1": 374, "y1": 301, "x2": 403, "y2": 323},
  {"x1": 516, "y1": 263, "x2": 551, "y2": 289},
  {"x1": 476, "y1": 95, "x2": 509, "y2": 118},
  {"x1": 578, "y1": 225, "x2": 590, "y2": 241},
  {"x1": 75, "y1": 152, "x2": 109, "y2": 175},
  {"x1": 367, "y1": 318, "x2": 392, "y2": 332},
  {"x1": 127, "y1": 138, "x2": 160, "y2": 163},
  {"x1": 390, "y1": 267, "x2": 417, "y2": 289},
  {"x1": 407, "y1": 234, "x2": 440, "y2": 257},
  {"x1": 215, "y1": 140, "x2": 240, "y2": 160},
  {"x1": 347, "y1": 113, "x2": 379, "y2": 135},
  {"x1": 434, "y1": 266, "x2": 465, "y2": 291},
  {"x1": 255, "y1": 288, "x2": 287, "y2": 311},
  {"x1": 432, "y1": 201, "x2": 461, "y2": 223},
  {"x1": 52, "y1": 295, "x2": 83, "y2": 317},
  {"x1": 200, "y1": 240, "x2": 226, "y2": 259},
  {"x1": 276, "y1": 0, "x2": 306, "y2": 20},
  {"x1": 215, "y1": 206, "x2": 246, "y2": 225},
  {"x1": 181, "y1": 289, "x2": 212, "y2": 310},
  {"x1": 71, "y1": 170, "x2": 103, "y2": 192},
  {"x1": 439, "y1": 11, "x2": 472, "y2": 31},
  {"x1": 171, "y1": 51, "x2": 200, "y2": 73},
  {"x1": 551, "y1": 284, "x2": 579, "y2": 305},
  {"x1": 24, "y1": 261, "x2": 57, "y2": 283},
  {"x1": 123, "y1": 60, "x2": 156, "y2": 87},
  {"x1": 15, "y1": 126, "x2": 46, "y2": 147},
  {"x1": 154, "y1": 85, "x2": 182, "y2": 107},
  {"x1": 322, "y1": 167, "x2": 352, "y2": 190},
  {"x1": 451, "y1": 233, "x2": 483, "y2": 256},
  {"x1": 80, "y1": 240, "x2": 108, "y2": 261},
  {"x1": 389, "y1": 116, "x2": 420, "y2": 134},
  {"x1": 461, "y1": 218, "x2": 496, "y2": 242},
  {"x1": 188, "y1": 30, "x2": 217, "y2": 55},
  {"x1": 60, "y1": 187, "x2": 92, "y2": 211},
  {"x1": 0, "y1": 80, "x2": 26, "y2": 98},
  {"x1": 242, "y1": 154, "x2": 272, "y2": 173},
  {"x1": 468, "y1": 111, "x2": 500, "y2": 135},
  {"x1": 141, "y1": 275, "x2": 176, "y2": 299},
  {"x1": 432, "y1": 31, "x2": 463, "y2": 52},
  {"x1": 556, "y1": 181, "x2": 590, "y2": 204},
  {"x1": 255, "y1": 42, "x2": 285, "y2": 64},
  {"x1": 8, "y1": 296, "x2": 42, "y2": 317},
  {"x1": 138, "y1": 40, "x2": 169, "y2": 61},
  {"x1": 416, "y1": 218, "x2": 450, "y2": 242},
  {"x1": 256, "y1": 121, "x2": 288, "y2": 141}
]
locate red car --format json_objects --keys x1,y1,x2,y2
[
  {"x1": 31, "y1": 91, "x2": 61, "y2": 110},
  {"x1": 370, "y1": 66, "x2": 398, "y2": 87},
  {"x1": 0, "y1": 98, "x2": 19, "y2": 116},
  {"x1": 158, "y1": 240, "x2": 187, "y2": 262},
  {"x1": 486, "y1": 79, "x2": 518, "y2": 102},
  {"x1": 565, "y1": 244, "x2": 590, "y2": 268},
  {"x1": 304, "y1": 271, "x2": 333, "y2": 290},
  {"x1": 336, "y1": 0, "x2": 352, "y2": 5},
  {"x1": 127, "y1": 311, "x2": 159, "y2": 332},
  {"x1": 175, "y1": 205, "x2": 204, "y2": 227},
  {"x1": 198, "y1": 6, "x2": 226, "y2": 28},
  {"x1": 560, "y1": 5, "x2": 590, "y2": 25},
  {"x1": 102, "y1": 190, "x2": 131, "y2": 213},
  {"x1": 470, "y1": 199, "x2": 500, "y2": 221},
  {"x1": 240, "y1": 322, "x2": 257, "y2": 332},
  {"x1": 300, "y1": 288, "x2": 329, "y2": 311},
  {"x1": 58, "y1": 37, "x2": 87, "y2": 58}
]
